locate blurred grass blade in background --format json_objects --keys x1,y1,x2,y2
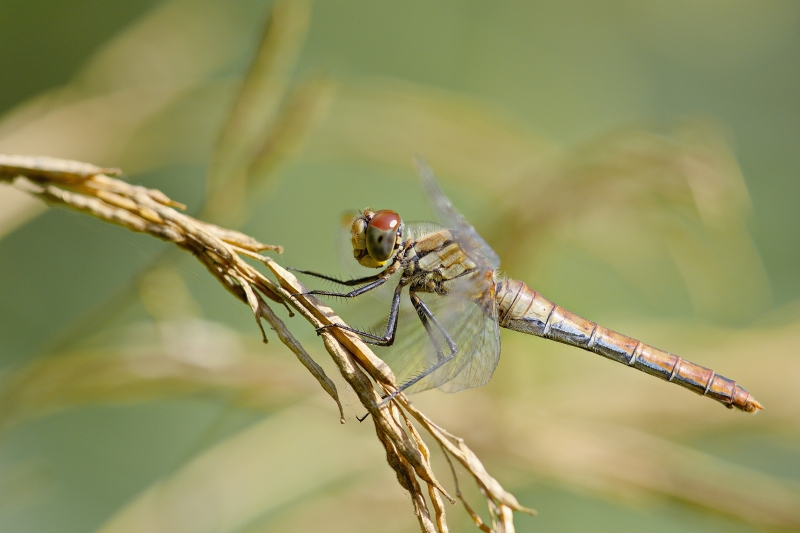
[
  {"x1": 0, "y1": 1, "x2": 798, "y2": 532},
  {"x1": 204, "y1": 0, "x2": 312, "y2": 226}
]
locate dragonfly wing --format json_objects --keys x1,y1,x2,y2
[
  {"x1": 414, "y1": 157, "x2": 501, "y2": 269},
  {"x1": 437, "y1": 289, "x2": 501, "y2": 393},
  {"x1": 338, "y1": 216, "x2": 439, "y2": 274},
  {"x1": 376, "y1": 294, "x2": 460, "y2": 393},
  {"x1": 336, "y1": 210, "x2": 367, "y2": 276},
  {"x1": 339, "y1": 215, "x2": 442, "y2": 271},
  {"x1": 378, "y1": 277, "x2": 501, "y2": 394},
  {"x1": 328, "y1": 211, "x2": 400, "y2": 302},
  {"x1": 404, "y1": 220, "x2": 445, "y2": 242}
]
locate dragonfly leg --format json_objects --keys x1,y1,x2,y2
[
  {"x1": 316, "y1": 281, "x2": 405, "y2": 345},
  {"x1": 302, "y1": 276, "x2": 388, "y2": 299},
  {"x1": 380, "y1": 291, "x2": 458, "y2": 405},
  {"x1": 410, "y1": 292, "x2": 458, "y2": 359},
  {"x1": 291, "y1": 262, "x2": 401, "y2": 299},
  {"x1": 289, "y1": 267, "x2": 386, "y2": 287}
]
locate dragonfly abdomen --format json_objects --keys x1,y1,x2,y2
[{"x1": 496, "y1": 279, "x2": 762, "y2": 413}]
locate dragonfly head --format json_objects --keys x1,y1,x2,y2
[{"x1": 350, "y1": 209, "x2": 403, "y2": 268}]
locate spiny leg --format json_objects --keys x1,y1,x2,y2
[
  {"x1": 302, "y1": 276, "x2": 388, "y2": 299},
  {"x1": 291, "y1": 262, "x2": 400, "y2": 299},
  {"x1": 316, "y1": 280, "x2": 406, "y2": 345},
  {"x1": 410, "y1": 292, "x2": 458, "y2": 356},
  {"x1": 381, "y1": 291, "x2": 458, "y2": 404},
  {"x1": 289, "y1": 267, "x2": 386, "y2": 287}
]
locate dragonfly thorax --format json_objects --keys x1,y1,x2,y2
[{"x1": 350, "y1": 209, "x2": 405, "y2": 268}]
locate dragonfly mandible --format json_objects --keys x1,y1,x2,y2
[{"x1": 293, "y1": 159, "x2": 763, "y2": 413}]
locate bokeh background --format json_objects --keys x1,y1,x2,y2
[{"x1": 0, "y1": 1, "x2": 798, "y2": 532}]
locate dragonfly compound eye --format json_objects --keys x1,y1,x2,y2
[{"x1": 366, "y1": 210, "x2": 401, "y2": 262}]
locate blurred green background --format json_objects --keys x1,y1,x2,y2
[{"x1": 0, "y1": 1, "x2": 798, "y2": 532}]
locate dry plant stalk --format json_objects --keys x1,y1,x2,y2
[{"x1": 0, "y1": 153, "x2": 535, "y2": 533}]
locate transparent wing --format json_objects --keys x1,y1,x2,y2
[
  {"x1": 335, "y1": 210, "x2": 365, "y2": 277},
  {"x1": 334, "y1": 211, "x2": 398, "y2": 298},
  {"x1": 337, "y1": 216, "x2": 440, "y2": 275},
  {"x1": 404, "y1": 220, "x2": 445, "y2": 243},
  {"x1": 336, "y1": 218, "x2": 440, "y2": 303},
  {"x1": 414, "y1": 156, "x2": 501, "y2": 269},
  {"x1": 436, "y1": 284, "x2": 501, "y2": 393},
  {"x1": 377, "y1": 275, "x2": 501, "y2": 394}
]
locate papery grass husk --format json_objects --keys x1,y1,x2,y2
[
  {"x1": 0, "y1": 0, "x2": 791, "y2": 530},
  {"x1": 0, "y1": 152, "x2": 535, "y2": 532}
]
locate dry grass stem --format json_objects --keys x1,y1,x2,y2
[
  {"x1": 204, "y1": 0, "x2": 313, "y2": 226},
  {"x1": 2, "y1": 0, "x2": 790, "y2": 530},
  {"x1": 0, "y1": 153, "x2": 534, "y2": 532}
]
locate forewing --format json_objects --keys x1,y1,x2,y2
[
  {"x1": 335, "y1": 210, "x2": 364, "y2": 276},
  {"x1": 378, "y1": 277, "x2": 501, "y2": 394},
  {"x1": 338, "y1": 216, "x2": 440, "y2": 272},
  {"x1": 404, "y1": 220, "x2": 445, "y2": 243},
  {"x1": 437, "y1": 287, "x2": 501, "y2": 393},
  {"x1": 414, "y1": 157, "x2": 501, "y2": 269}
]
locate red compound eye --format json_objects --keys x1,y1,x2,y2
[
  {"x1": 368, "y1": 210, "x2": 401, "y2": 231},
  {"x1": 365, "y1": 210, "x2": 402, "y2": 262}
]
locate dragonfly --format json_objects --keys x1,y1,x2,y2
[{"x1": 293, "y1": 159, "x2": 763, "y2": 413}]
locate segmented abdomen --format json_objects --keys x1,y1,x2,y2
[{"x1": 495, "y1": 279, "x2": 762, "y2": 413}]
